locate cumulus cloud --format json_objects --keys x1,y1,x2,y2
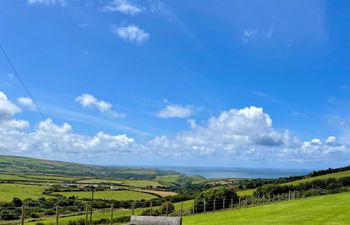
[
  {"x1": 157, "y1": 104, "x2": 195, "y2": 118},
  {"x1": 151, "y1": 106, "x2": 301, "y2": 156},
  {"x1": 112, "y1": 24, "x2": 150, "y2": 44},
  {"x1": 17, "y1": 97, "x2": 36, "y2": 111},
  {"x1": 0, "y1": 118, "x2": 135, "y2": 156},
  {"x1": 27, "y1": 0, "x2": 66, "y2": 6},
  {"x1": 0, "y1": 92, "x2": 21, "y2": 120},
  {"x1": 0, "y1": 92, "x2": 349, "y2": 164},
  {"x1": 75, "y1": 93, "x2": 125, "y2": 118},
  {"x1": 103, "y1": 0, "x2": 143, "y2": 15}
]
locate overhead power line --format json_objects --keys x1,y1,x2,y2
[{"x1": 0, "y1": 43, "x2": 59, "y2": 140}]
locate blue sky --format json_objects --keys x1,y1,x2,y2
[{"x1": 0, "y1": 0, "x2": 349, "y2": 169}]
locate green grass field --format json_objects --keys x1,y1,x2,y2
[
  {"x1": 57, "y1": 190, "x2": 157, "y2": 201},
  {"x1": 0, "y1": 173, "x2": 30, "y2": 181},
  {"x1": 121, "y1": 179, "x2": 161, "y2": 188},
  {"x1": 237, "y1": 189, "x2": 255, "y2": 196},
  {"x1": 183, "y1": 192, "x2": 350, "y2": 225},
  {"x1": 155, "y1": 175, "x2": 180, "y2": 183},
  {"x1": 77, "y1": 178, "x2": 123, "y2": 184},
  {"x1": 0, "y1": 184, "x2": 48, "y2": 201},
  {"x1": 237, "y1": 169, "x2": 350, "y2": 196},
  {"x1": 23, "y1": 174, "x2": 81, "y2": 181},
  {"x1": 285, "y1": 170, "x2": 350, "y2": 186}
]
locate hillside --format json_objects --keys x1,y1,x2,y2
[
  {"x1": 183, "y1": 192, "x2": 350, "y2": 225},
  {"x1": 238, "y1": 168, "x2": 350, "y2": 196},
  {"x1": 0, "y1": 155, "x2": 179, "y2": 179},
  {"x1": 284, "y1": 169, "x2": 350, "y2": 186}
]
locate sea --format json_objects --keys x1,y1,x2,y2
[{"x1": 158, "y1": 166, "x2": 311, "y2": 179}]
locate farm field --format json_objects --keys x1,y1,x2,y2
[
  {"x1": 135, "y1": 189, "x2": 178, "y2": 197},
  {"x1": 0, "y1": 174, "x2": 30, "y2": 181},
  {"x1": 0, "y1": 184, "x2": 48, "y2": 202},
  {"x1": 183, "y1": 192, "x2": 350, "y2": 225},
  {"x1": 77, "y1": 178, "x2": 123, "y2": 184},
  {"x1": 155, "y1": 175, "x2": 180, "y2": 183},
  {"x1": 57, "y1": 190, "x2": 157, "y2": 201},
  {"x1": 121, "y1": 179, "x2": 161, "y2": 188}
]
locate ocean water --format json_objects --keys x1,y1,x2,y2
[{"x1": 159, "y1": 166, "x2": 311, "y2": 179}]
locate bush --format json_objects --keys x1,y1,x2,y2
[
  {"x1": 141, "y1": 208, "x2": 160, "y2": 216},
  {"x1": 159, "y1": 201, "x2": 175, "y2": 214},
  {"x1": 30, "y1": 213, "x2": 40, "y2": 218},
  {"x1": 194, "y1": 186, "x2": 239, "y2": 213}
]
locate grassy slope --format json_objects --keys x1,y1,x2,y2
[
  {"x1": 285, "y1": 170, "x2": 350, "y2": 185},
  {"x1": 183, "y1": 192, "x2": 350, "y2": 225},
  {"x1": 0, "y1": 155, "x2": 180, "y2": 179},
  {"x1": 155, "y1": 175, "x2": 180, "y2": 183},
  {"x1": 238, "y1": 169, "x2": 350, "y2": 196},
  {"x1": 58, "y1": 190, "x2": 157, "y2": 201},
  {"x1": 0, "y1": 184, "x2": 48, "y2": 201}
]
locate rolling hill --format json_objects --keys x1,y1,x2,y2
[
  {"x1": 0, "y1": 155, "x2": 180, "y2": 179},
  {"x1": 238, "y1": 168, "x2": 350, "y2": 196}
]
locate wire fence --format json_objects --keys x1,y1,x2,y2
[{"x1": 0, "y1": 190, "x2": 309, "y2": 225}]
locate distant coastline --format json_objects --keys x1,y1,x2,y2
[{"x1": 156, "y1": 166, "x2": 311, "y2": 179}]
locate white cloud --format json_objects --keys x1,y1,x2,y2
[
  {"x1": 113, "y1": 24, "x2": 150, "y2": 44},
  {"x1": 326, "y1": 136, "x2": 336, "y2": 145},
  {"x1": 103, "y1": 0, "x2": 143, "y2": 15},
  {"x1": 0, "y1": 119, "x2": 30, "y2": 130},
  {"x1": 0, "y1": 92, "x2": 21, "y2": 120},
  {"x1": 157, "y1": 104, "x2": 195, "y2": 118},
  {"x1": 151, "y1": 106, "x2": 300, "y2": 156},
  {"x1": 75, "y1": 93, "x2": 125, "y2": 118},
  {"x1": 0, "y1": 91, "x2": 349, "y2": 165},
  {"x1": 27, "y1": 0, "x2": 66, "y2": 6},
  {"x1": 17, "y1": 97, "x2": 36, "y2": 111},
  {"x1": 242, "y1": 27, "x2": 274, "y2": 43},
  {"x1": 75, "y1": 93, "x2": 111, "y2": 112},
  {"x1": 0, "y1": 118, "x2": 135, "y2": 155}
]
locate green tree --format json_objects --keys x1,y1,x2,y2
[{"x1": 194, "y1": 186, "x2": 238, "y2": 213}]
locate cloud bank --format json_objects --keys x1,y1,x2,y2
[{"x1": 0, "y1": 91, "x2": 349, "y2": 164}]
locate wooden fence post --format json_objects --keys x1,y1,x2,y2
[
  {"x1": 192, "y1": 201, "x2": 195, "y2": 215},
  {"x1": 238, "y1": 197, "x2": 241, "y2": 208},
  {"x1": 180, "y1": 201, "x2": 183, "y2": 217},
  {"x1": 204, "y1": 200, "x2": 206, "y2": 213},
  {"x1": 150, "y1": 201, "x2": 153, "y2": 216},
  {"x1": 89, "y1": 205, "x2": 93, "y2": 225},
  {"x1": 230, "y1": 198, "x2": 233, "y2": 210},
  {"x1": 85, "y1": 205, "x2": 89, "y2": 225},
  {"x1": 110, "y1": 203, "x2": 114, "y2": 225},
  {"x1": 223, "y1": 198, "x2": 225, "y2": 209},
  {"x1": 21, "y1": 205, "x2": 24, "y2": 225},
  {"x1": 213, "y1": 199, "x2": 216, "y2": 212},
  {"x1": 132, "y1": 202, "x2": 135, "y2": 215},
  {"x1": 166, "y1": 202, "x2": 169, "y2": 217},
  {"x1": 55, "y1": 205, "x2": 59, "y2": 225}
]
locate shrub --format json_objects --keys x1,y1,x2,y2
[
  {"x1": 159, "y1": 201, "x2": 175, "y2": 214},
  {"x1": 194, "y1": 186, "x2": 239, "y2": 213}
]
